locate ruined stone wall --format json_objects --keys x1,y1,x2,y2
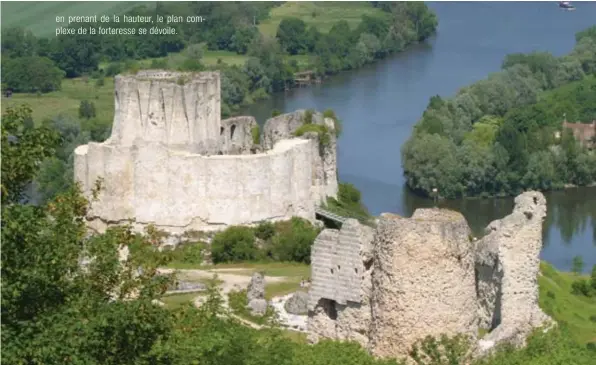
[
  {"x1": 75, "y1": 138, "x2": 315, "y2": 233},
  {"x1": 263, "y1": 110, "x2": 338, "y2": 202},
  {"x1": 219, "y1": 116, "x2": 257, "y2": 155},
  {"x1": 307, "y1": 219, "x2": 375, "y2": 347},
  {"x1": 306, "y1": 194, "x2": 551, "y2": 361},
  {"x1": 369, "y1": 209, "x2": 478, "y2": 359},
  {"x1": 475, "y1": 191, "x2": 552, "y2": 352}
]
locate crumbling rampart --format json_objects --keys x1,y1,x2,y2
[
  {"x1": 74, "y1": 71, "x2": 338, "y2": 233},
  {"x1": 308, "y1": 219, "x2": 375, "y2": 346},
  {"x1": 307, "y1": 191, "x2": 552, "y2": 360}
]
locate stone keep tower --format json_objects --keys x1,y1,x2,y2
[
  {"x1": 74, "y1": 71, "x2": 338, "y2": 234},
  {"x1": 109, "y1": 70, "x2": 221, "y2": 153}
]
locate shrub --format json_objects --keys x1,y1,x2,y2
[
  {"x1": 254, "y1": 221, "x2": 275, "y2": 241},
  {"x1": 179, "y1": 58, "x2": 204, "y2": 72},
  {"x1": 571, "y1": 279, "x2": 592, "y2": 297},
  {"x1": 104, "y1": 62, "x2": 123, "y2": 76},
  {"x1": 251, "y1": 87, "x2": 269, "y2": 101},
  {"x1": 78, "y1": 100, "x2": 96, "y2": 119},
  {"x1": 323, "y1": 108, "x2": 342, "y2": 137},
  {"x1": 270, "y1": 217, "x2": 319, "y2": 264},
  {"x1": 572, "y1": 255, "x2": 584, "y2": 275},
  {"x1": 95, "y1": 77, "x2": 105, "y2": 87},
  {"x1": 251, "y1": 125, "x2": 260, "y2": 145},
  {"x1": 211, "y1": 226, "x2": 257, "y2": 263},
  {"x1": 176, "y1": 76, "x2": 188, "y2": 85},
  {"x1": 303, "y1": 109, "x2": 314, "y2": 124},
  {"x1": 475, "y1": 326, "x2": 596, "y2": 365},
  {"x1": 294, "y1": 123, "x2": 330, "y2": 146},
  {"x1": 150, "y1": 58, "x2": 168, "y2": 69},
  {"x1": 409, "y1": 334, "x2": 471, "y2": 365},
  {"x1": 324, "y1": 183, "x2": 372, "y2": 225},
  {"x1": 228, "y1": 289, "x2": 276, "y2": 325},
  {"x1": 271, "y1": 109, "x2": 281, "y2": 117},
  {"x1": 169, "y1": 242, "x2": 204, "y2": 266}
]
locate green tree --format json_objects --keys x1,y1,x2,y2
[
  {"x1": 211, "y1": 225, "x2": 257, "y2": 263},
  {"x1": 79, "y1": 100, "x2": 97, "y2": 119},
  {"x1": 2, "y1": 56, "x2": 64, "y2": 93},
  {"x1": 50, "y1": 32, "x2": 101, "y2": 77},
  {"x1": 572, "y1": 255, "x2": 584, "y2": 275},
  {"x1": 1, "y1": 106, "x2": 174, "y2": 364},
  {"x1": 1, "y1": 105, "x2": 60, "y2": 204},
  {"x1": 1, "y1": 26, "x2": 39, "y2": 58},
  {"x1": 276, "y1": 17, "x2": 307, "y2": 55},
  {"x1": 230, "y1": 26, "x2": 259, "y2": 54},
  {"x1": 270, "y1": 217, "x2": 319, "y2": 263}
]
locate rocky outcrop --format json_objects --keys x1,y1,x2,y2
[
  {"x1": 475, "y1": 191, "x2": 552, "y2": 352},
  {"x1": 307, "y1": 219, "x2": 375, "y2": 347},
  {"x1": 247, "y1": 272, "x2": 268, "y2": 316},
  {"x1": 284, "y1": 291, "x2": 309, "y2": 315},
  {"x1": 369, "y1": 209, "x2": 478, "y2": 359}
]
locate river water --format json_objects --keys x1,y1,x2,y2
[{"x1": 241, "y1": 2, "x2": 596, "y2": 272}]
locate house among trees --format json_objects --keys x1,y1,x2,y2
[{"x1": 562, "y1": 120, "x2": 596, "y2": 149}]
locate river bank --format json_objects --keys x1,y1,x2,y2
[{"x1": 240, "y1": 1, "x2": 596, "y2": 273}]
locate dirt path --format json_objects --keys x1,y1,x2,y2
[
  {"x1": 158, "y1": 267, "x2": 304, "y2": 331},
  {"x1": 159, "y1": 268, "x2": 289, "y2": 296},
  {"x1": 159, "y1": 268, "x2": 287, "y2": 330}
]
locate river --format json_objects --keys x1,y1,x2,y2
[{"x1": 241, "y1": 1, "x2": 596, "y2": 273}]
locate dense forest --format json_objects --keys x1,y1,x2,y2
[
  {"x1": 402, "y1": 26, "x2": 596, "y2": 199},
  {"x1": 2, "y1": 105, "x2": 595, "y2": 365},
  {"x1": 1, "y1": 1, "x2": 437, "y2": 116}
]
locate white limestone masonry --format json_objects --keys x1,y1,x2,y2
[
  {"x1": 74, "y1": 71, "x2": 337, "y2": 233},
  {"x1": 307, "y1": 192, "x2": 552, "y2": 361}
]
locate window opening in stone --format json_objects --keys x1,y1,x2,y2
[
  {"x1": 324, "y1": 299, "x2": 338, "y2": 320},
  {"x1": 354, "y1": 268, "x2": 358, "y2": 273},
  {"x1": 230, "y1": 124, "x2": 236, "y2": 140},
  {"x1": 337, "y1": 265, "x2": 341, "y2": 270},
  {"x1": 220, "y1": 127, "x2": 224, "y2": 135},
  {"x1": 330, "y1": 268, "x2": 334, "y2": 274}
]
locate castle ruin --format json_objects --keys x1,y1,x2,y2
[
  {"x1": 74, "y1": 71, "x2": 338, "y2": 234},
  {"x1": 307, "y1": 191, "x2": 552, "y2": 359}
]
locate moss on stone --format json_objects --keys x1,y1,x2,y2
[
  {"x1": 251, "y1": 125, "x2": 260, "y2": 145},
  {"x1": 323, "y1": 108, "x2": 342, "y2": 137},
  {"x1": 294, "y1": 123, "x2": 330, "y2": 146},
  {"x1": 303, "y1": 109, "x2": 315, "y2": 124}
]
